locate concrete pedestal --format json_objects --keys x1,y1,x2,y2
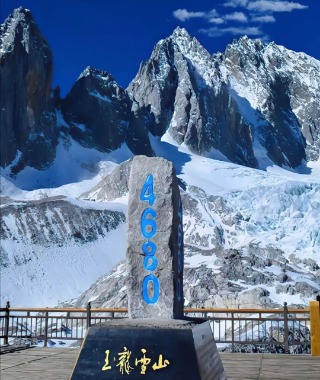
[{"x1": 70, "y1": 319, "x2": 226, "y2": 379}]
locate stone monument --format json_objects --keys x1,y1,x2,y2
[
  {"x1": 70, "y1": 156, "x2": 226, "y2": 379},
  {"x1": 126, "y1": 156, "x2": 184, "y2": 319}
]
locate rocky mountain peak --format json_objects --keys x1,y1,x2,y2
[
  {"x1": 224, "y1": 35, "x2": 266, "y2": 66},
  {"x1": 77, "y1": 66, "x2": 115, "y2": 82},
  {"x1": 74, "y1": 65, "x2": 127, "y2": 101},
  {"x1": 0, "y1": 7, "x2": 48, "y2": 57},
  {"x1": 168, "y1": 26, "x2": 212, "y2": 61},
  {"x1": 2, "y1": 6, "x2": 33, "y2": 28},
  {"x1": 0, "y1": 7, "x2": 57, "y2": 171},
  {"x1": 171, "y1": 26, "x2": 190, "y2": 39},
  {"x1": 11, "y1": 5, "x2": 31, "y2": 16},
  {"x1": 237, "y1": 35, "x2": 262, "y2": 46},
  {"x1": 128, "y1": 28, "x2": 320, "y2": 169},
  {"x1": 222, "y1": 35, "x2": 320, "y2": 164},
  {"x1": 61, "y1": 64, "x2": 133, "y2": 153},
  {"x1": 169, "y1": 26, "x2": 194, "y2": 48},
  {"x1": 128, "y1": 28, "x2": 258, "y2": 166}
]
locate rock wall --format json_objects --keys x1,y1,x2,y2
[{"x1": 0, "y1": 7, "x2": 57, "y2": 171}]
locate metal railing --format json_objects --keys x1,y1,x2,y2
[
  {"x1": 0, "y1": 302, "x2": 127, "y2": 347},
  {"x1": 185, "y1": 303, "x2": 310, "y2": 354},
  {"x1": 0, "y1": 302, "x2": 310, "y2": 353}
]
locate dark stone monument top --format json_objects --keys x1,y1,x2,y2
[
  {"x1": 98, "y1": 318, "x2": 196, "y2": 329},
  {"x1": 126, "y1": 156, "x2": 184, "y2": 319}
]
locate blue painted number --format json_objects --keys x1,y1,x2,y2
[
  {"x1": 141, "y1": 208, "x2": 157, "y2": 239},
  {"x1": 142, "y1": 274, "x2": 160, "y2": 304},
  {"x1": 142, "y1": 241, "x2": 157, "y2": 256},
  {"x1": 140, "y1": 173, "x2": 159, "y2": 305},
  {"x1": 144, "y1": 256, "x2": 158, "y2": 271},
  {"x1": 140, "y1": 174, "x2": 155, "y2": 206}
]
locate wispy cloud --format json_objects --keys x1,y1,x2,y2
[
  {"x1": 209, "y1": 17, "x2": 225, "y2": 25},
  {"x1": 173, "y1": 8, "x2": 249, "y2": 24},
  {"x1": 251, "y1": 15, "x2": 276, "y2": 23},
  {"x1": 225, "y1": 12, "x2": 248, "y2": 22},
  {"x1": 224, "y1": 0, "x2": 308, "y2": 12},
  {"x1": 199, "y1": 26, "x2": 262, "y2": 37},
  {"x1": 173, "y1": 9, "x2": 205, "y2": 22},
  {"x1": 224, "y1": 0, "x2": 249, "y2": 7},
  {"x1": 173, "y1": 1, "x2": 308, "y2": 41},
  {"x1": 173, "y1": 8, "x2": 219, "y2": 22},
  {"x1": 207, "y1": 9, "x2": 219, "y2": 18},
  {"x1": 247, "y1": 1, "x2": 308, "y2": 13}
]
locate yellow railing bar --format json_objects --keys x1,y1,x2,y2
[{"x1": 310, "y1": 299, "x2": 320, "y2": 356}]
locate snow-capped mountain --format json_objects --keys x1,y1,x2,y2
[
  {"x1": 128, "y1": 27, "x2": 320, "y2": 169},
  {"x1": 0, "y1": 8, "x2": 319, "y2": 308},
  {"x1": 1, "y1": 9, "x2": 320, "y2": 175}
]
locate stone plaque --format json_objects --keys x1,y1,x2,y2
[{"x1": 126, "y1": 156, "x2": 184, "y2": 319}]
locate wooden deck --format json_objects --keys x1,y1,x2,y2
[{"x1": 1, "y1": 347, "x2": 319, "y2": 379}]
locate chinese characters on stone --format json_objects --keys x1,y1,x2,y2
[{"x1": 102, "y1": 347, "x2": 170, "y2": 375}]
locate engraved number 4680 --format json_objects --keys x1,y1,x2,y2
[{"x1": 140, "y1": 173, "x2": 159, "y2": 304}]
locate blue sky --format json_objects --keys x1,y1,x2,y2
[{"x1": 1, "y1": 1, "x2": 318, "y2": 96}]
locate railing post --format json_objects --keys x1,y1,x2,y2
[
  {"x1": 87, "y1": 302, "x2": 92, "y2": 329},
  {"x1": 283, "y1": 302, "x2": 289, "y2": 354},
  {"x1": 4, "y1": 301, "x2": 10, "y2": 345},
  {"x1": 231, "y1": 312, "x2": 235, "y2": 353},
  {"x1": 65, "y1": 312, "x2": 70, "y2": 337},
  {"x1": 310, "y1": 295, "x2": 320, "y2": 356},
  {"x1": 44, "y1": 311, "x2": 49, "y2": 347}
]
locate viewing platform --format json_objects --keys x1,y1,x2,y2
[{"x1": 1, "y1": 347, "x2": 320, "y2": 379}]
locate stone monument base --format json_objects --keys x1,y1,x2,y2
[{"x1": 70, "y1": 318, "x2": 226, "y2": 379}]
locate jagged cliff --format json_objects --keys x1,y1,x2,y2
[
  {"x1": 128, "y1": 27, "x2": 320, "y2": 169},
  {"x1": 128, "y1": 28, "x2": 257, "y2": 167},
  {"x1": 0, "y1": 7, "x2": 57, "y2": 172},
  {"x1": 61, "y1": 66, "x2": 153, "y2": 156}
]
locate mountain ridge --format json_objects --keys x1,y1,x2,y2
[{"x1": 1, "y1": 8, "x2": 320, "y2": 175}]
